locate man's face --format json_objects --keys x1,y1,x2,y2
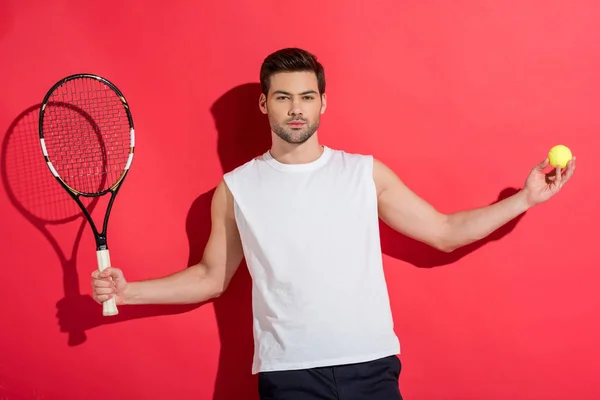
[{"x1": 260, "y1": 71, "x2": 327, "y2": 144}]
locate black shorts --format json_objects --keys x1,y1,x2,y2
[{"x1": 258, "y1": 355, "x2": 403, "y2": 400}]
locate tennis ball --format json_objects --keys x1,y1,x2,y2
[{"x1": 548, "y1": 145, "x2": 572, "y2": 168}]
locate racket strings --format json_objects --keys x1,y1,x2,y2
[
  {"x1": 42, "y1": 77, "x2": 131, "y2": 195},
  {"x1": 3, "y1": 106, "x2": 92, "y2": 222}
]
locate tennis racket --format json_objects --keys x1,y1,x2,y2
[{"x1": 38, "y1": 74, "x2": 135, "y2": 316}]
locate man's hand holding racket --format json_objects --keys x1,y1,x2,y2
[{"x1": 91, "y1": 268, "x2": 128, "y2": 306}]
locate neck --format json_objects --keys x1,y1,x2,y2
[{"x1": 269, "y1": 133, "x2": 324, "y2": 165}]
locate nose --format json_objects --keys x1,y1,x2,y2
[{"x1": 288, "y1": 98, "x2": 303, "y2": 116}]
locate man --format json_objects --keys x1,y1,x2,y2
[{"x1": 91, "y1": 48, "x2": 576, "y2": 399}]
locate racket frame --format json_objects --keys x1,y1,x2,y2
[{"x1": 38, "y1": 73, "x2": 135, "y2": 316}]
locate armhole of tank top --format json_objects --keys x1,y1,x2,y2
[
  {"x1": 364, "y1": 155, "x2": 379, "y2": 202},
  {"x1": 221, "y1": 175, "x2": 242, "y2": 227},
  {"x1": 222, "y1": 175, "x2": 233, "y2": 199},
  {"x1": 221, "y1": 174, "x2": 237, "y2": 207}
]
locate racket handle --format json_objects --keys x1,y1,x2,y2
[{"x1": 97, "y1": 249, "x2": 119, "y2": 316}]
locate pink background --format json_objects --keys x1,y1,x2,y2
[{"x1": 1, "y1": 1, "x2": 598, "y2": 399}]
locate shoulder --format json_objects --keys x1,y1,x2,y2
[
  {"x1": 328, "y1": 150, "x2": 399, "y2": 198},
  {"x1": 327, "y1": 147, "x2": 396, "y2": 195},
  {"x1": 371, "y1": 157, "x2": 405, "y2": 197},
  {"x1": 326, "y1": 146, "x2": 374, "y2": 167},
  {"x1": 223, "y1": 154, "x2": 263, "y2": 183}
]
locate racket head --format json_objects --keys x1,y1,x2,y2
[{"x1": 38, "y1": 74, "x2": 135, "y2": 197}]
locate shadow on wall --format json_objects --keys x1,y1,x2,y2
[
  {"x1": 1, "y1": 104, "x2": 102, "y2": 347},
  {"x1": 380, "y1": 187, "x2": 526, "y2": 268},
  {"x1": 0, "y1": 83, "x2": 526, "y2": 400},
  {"x1": 186, "y1": 83, "x2": 272, "y2": 399},
  {"x1": 0, "y1": 84, "x2": 269, "y2": 400}
]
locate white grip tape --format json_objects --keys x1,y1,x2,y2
[{"x1": 97, "y1": 249, "x2": 119, "y2": 316}]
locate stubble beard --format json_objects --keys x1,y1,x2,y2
[{"x1": 269, "y1": 115, "x2": 320, "y2": 144}]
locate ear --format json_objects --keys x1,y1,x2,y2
[
  {"x1": 259, "y1": 93, "x2": 268, "y2": 114},
  {"x1": 320, "y1": 93, "x2": 327, "y2": 114}
]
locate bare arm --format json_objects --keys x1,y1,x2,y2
[
  {"x1": 373, "y1": 158, "x2": 531, "y2": 252},
  {"x1": 92, "y1": 179, "x2": 244, "y2": 305}
]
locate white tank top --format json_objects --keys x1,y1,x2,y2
[{"x1": 223, "y1": 146, "x2": 400, "y2": 374}]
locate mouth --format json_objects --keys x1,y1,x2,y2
[{"x1": 287, "y1": 121, "x2": 306, "y2": 127}]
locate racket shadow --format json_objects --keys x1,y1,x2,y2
[
  {"x1": 1, "y1": 103, "x2": 100, "y2": 346},
  {"x1": 1, "y1": 104, "x2": 200, "y2": 344}
]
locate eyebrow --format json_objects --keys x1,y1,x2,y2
[{"x1": 272, "y1": 90, "x2": 319, "y2": 96}]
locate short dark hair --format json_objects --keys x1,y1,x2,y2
[{"x1": 260, "y1": 48, "x2": 326, "y2": 96}]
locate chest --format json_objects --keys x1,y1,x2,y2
[{"x1": 238, "y1": 166, "x2": 376, "y2": 228}]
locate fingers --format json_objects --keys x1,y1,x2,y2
[
  {"x1": 94, "y1": 287, "x2": 116, "y2": 296},
  {"x1": 92, "y1": 267, "x2": 124, "y2": 280},
  {"x1": 91, "y1": 267, "x2": 123, "y2": 304},
  {"x1": 535, "y1": 158, "x2": 550, "y2": 171},
  {"x1": 91, "y1": 277, "x2": 116, "y2": 304},
  {"x1": 554, "y1": 165, "x2": 563, "y2": 187},
  {"x1": 553, "y1": 156, "x2": 576, "y2": 188},
  {"x1": 94, "y1": 294, "x2": 114, "y2": 303},
  {"x1": 562, "y1": 156, "x2": 576, "y2": 183},
  {"x1": 92, "y1": 288, "x2": 116, "y2": 303},
  {"x1": 92, "y1": 277, "x2": 114, "y2": 288}
]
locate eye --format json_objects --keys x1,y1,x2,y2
[
  {"x1": 277, "y1": 96, "x2": 289, "y2": 100},
  {"x1": 303, "y1": 96, "x2": 314, "y2": 100}
]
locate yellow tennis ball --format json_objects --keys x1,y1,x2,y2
[{"x1": 548, "y1": 145, "x2": 572, "y2": 168}]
